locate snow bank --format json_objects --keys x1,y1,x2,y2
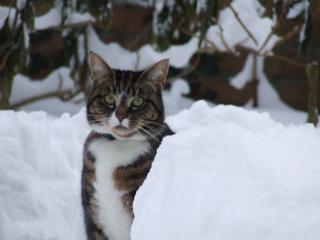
[
  {"x1": 0, "y1": 110, "x2": 88, "y2": 240},
  {"x1": 132, "y1": 101, "x2": 320, "y2": 240},
  {"x1": 1, "y1": 102, "x2": 319, "y2": 240}
]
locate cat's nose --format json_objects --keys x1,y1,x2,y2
[
  {"x1": 116, "y1": 112, "x2": 126, "y2": 122},
  {"x1": 115, "y1": 108, "x2": 126, "y2": 122}
]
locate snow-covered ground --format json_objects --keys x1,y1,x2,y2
[
  {"x1": 0, "y1": 110, "x2": 88, "y2": 240},
  {"x1": 1, "y1": 101, "x2": 319, "y2": 240},
  {"x1": 132, "y1": 101, "x2": 320, "y2": 240},
  {"x1": 1, "y1": 0, "x2": 319, "y2": 239}
]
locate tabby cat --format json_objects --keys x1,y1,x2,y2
[{"x1": 81, "y1": 52, "x2": 173, "y2": 240}]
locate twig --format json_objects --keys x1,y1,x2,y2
[
  {"x1": 10, "y1": 88, "x2": 82, "y2": 109},
  {"x1": 0, "y1": 4, "x2": 20, "y2": 71},
  {"x1": 10, "y1": 90, "x2": 71, "y2": 109},
  {"x1": 229, "y1": 5, "x2": 258, "y2": 46},
  {"x1": 180, "y1": 27, "x2": 220, "y2": 52},
  {"x1": 273, "y1": 25, "x2": 301, "y2": 48},
  {"x1": 258, "y1": 31, "x2": 274, "y2": 53},
  {"x1": 219, "y1": 30, "x2": 232, "y2": 52},
  {"x1": 235, "y1": 45, "x2": 305, "y2": 69},
  {"x1": 214, "y1": 19, "x2": 233, "y2": 52},
  {"x1": 0, "y1": 45, "x2": 14, "y2": 71}
]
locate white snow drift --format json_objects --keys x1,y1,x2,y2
[
  {"x1": 132, "y1": 101, "x2": 320, "y2": 240},
  {"x1": 0, "y1": 102, "x2": 320, "y2": 240},
  {"x1": 0, "y1": 110, "x2": 88, "y2": 240}
]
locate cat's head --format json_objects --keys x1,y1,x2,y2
[{"x1": 87, "y1": 52, "x2": 169, "y2": 140}]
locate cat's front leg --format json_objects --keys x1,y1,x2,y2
[
  {"x1": 113, "y1": 158, "x2": 152, "y2": 192},
  {"x1": 122, "y1": 191, "x2": 135, "y2": 216}
]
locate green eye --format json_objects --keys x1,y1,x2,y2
[
  {"x1": 104, "y1": 94, "x2": 116, "y2": 105},
  {"x1": 131, "y1": 96, "x2": 144, "y2": 107}
]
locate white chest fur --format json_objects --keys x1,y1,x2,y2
[{"x1": 88, "y1": 138, "x2": 150, "y2": 240}]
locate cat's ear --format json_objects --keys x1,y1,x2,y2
[
  {"x1": 140, "y1": 59, "x2": 169, "y2": 88},
  {"x1": 89, "y1": 52, "x2": 113, "y2": 84}
]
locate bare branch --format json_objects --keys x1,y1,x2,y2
[
  {"x1": 258, "y1": 31, "x2": 274, "y2": 53},
  {"x1": 236, "y1": 45, "x2": 306, "y2": 69},
  {"x1": 213, "y1": 18, "x2": 234, "y2": 52},
  {"x1": 273, "y1": 25, "x2": 301, "y2": 48},
  {"x1": 10, "y1": 89, "x2": 81, "y2": 109},
  {"x1": 229, "y1": 5, "x2": 258, "y2": 46}
]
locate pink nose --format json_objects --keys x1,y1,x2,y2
[
  {"x1": 115, "y1": 107, "x2": 126, "y2": 122},
  {"x1": 116, "y1": 112, "x2": 126, "y2": 122}
]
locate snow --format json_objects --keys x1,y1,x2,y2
[
  {"x1": 9, "y1": 69, "x2": 192, "y2": 117},
  {"x1": 298, "y1": 0, "x2": 310, "y2": 45},
  {"x1": 0, "y1": 101, "x2": 320, "y2": 240},
  {"x1": 0, "y1": 6, "x2": 8, "y2": 29},
  {"x1": 132, "y1": 101, "x2": 320, "y2": 240},
  {"x1": 287, "y1": 0, "x2": 308, "y2": 19},
  {"x1": 16, "y1": 0, "x2": 26, "y2": 10},
  {"x1": 65, "y1": 12, "x2": 95, "y2": 25},
  {"x1": 35, "y1": 8, "x2": 61, "y2": 30},
  {"x1": 10, "y1": 67, "x2": 83, "y2": 116},
  {"x1": 0, "y1": 110, "x2": 88, "y2": 240},
  {"x1": 88, "y1": 26, "x2": 199, "y2": 69},
  {"x1": 206, "y1": 0, "x2": 279, "y2": 52},
  {"x1": 0, "y1": 6, "x2": 18, "y2": 29},
  {"x1": 11, "y1": 68, "x2": 75, "y2": 103},
  {"x1": 1, "y1": 101, "x2": 319, "y2": 239},
  {"x1": 229, "y1": 53, "x2": 305, "y2": 124},
  {"x1": 163, "y1": 79, "x2": 193, "y2": 116},
  {"x1": 34, "y1": 6, "x2": 94, "y2": 30},
  {"x1": 5, "y1": 0, "x2": 294, "y2": 121},
  {"x1": 231, "y1": 54, "x2": 288, "y2": 109},
  {"x1": 2, "y1": 2, "x2": 319, "y2": 238}
]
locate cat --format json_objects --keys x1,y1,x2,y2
[{"x1": 81, "y1": 52, "x2": 173, "y2": 240}]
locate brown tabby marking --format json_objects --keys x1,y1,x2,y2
[
  {"x1": 113, "y1": 158, "x2": 152, "y2": 192},
  {"x1": 81, "y1": 52, "x2": 174, "y2": 240}
]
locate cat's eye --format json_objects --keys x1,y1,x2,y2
[
  {"x1": 131, "y1": 96, "x2": 144, "y2": 108},
  {"x1": 104, "y1": 94, "x2": 116, "y2": 105}
]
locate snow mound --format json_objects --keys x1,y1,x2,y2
[
  {"x1": 132, "y1": 101, "x2": 320, "y2": 240},
  {"x1": 0, "y1": 110, "x2": 89, "y2": 240},
  {"x1": 1, "y1": 102, "x2": 319, "y2": 240}
]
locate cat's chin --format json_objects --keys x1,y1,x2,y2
[
  {"x1": 90, "y1": 123, "x2": 146, "y2": 141},
  {"x1": 112, "y1": 127, "x2": 146, "y2": 140}
]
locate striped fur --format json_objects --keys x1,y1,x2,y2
[{"x1": 81, "y1": 53, "x2": 173, "y2": 240}]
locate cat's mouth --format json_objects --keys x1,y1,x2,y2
[
  {"x1": 114, "y1": 125, "x2": 127, "y2": 130},
  {"x1": 112, "y1": 125, "x2": 136, "y2": 138}
]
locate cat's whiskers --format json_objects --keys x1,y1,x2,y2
[
  {"x1": 87, "y1": 113, "x2": 105, "y2": 116},
  {"x1": 139, "y1": 123, "x2": 162, "y2": 135},
  {"x1": 90, "y1": 120, "x2": 105, "y2": 125},
  {"x1": 128, "y1": 120, "x2": 164, "y2": 139},
  {"x1": 137, "y1": 126, "x2": 161, "y2": 143},
  {"x1": 129, "y1": 120, "x2": 165, "y2": 139},
  {"x1": 129, "y1": 119, "x2": 164, "y2": 128},
  {"x1": 89, "y1": 116, "x2": 112, "y2": 125},
  {"x1": 140, "y1": 120, "x2": 165, "y2": 128},
  {"x1": 136, "y1": 129, "x2": 157, "y2": 154}
]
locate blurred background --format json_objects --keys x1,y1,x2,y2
[{"x1": 0, "y1": 0, "x2": 319, "y2": 125}]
